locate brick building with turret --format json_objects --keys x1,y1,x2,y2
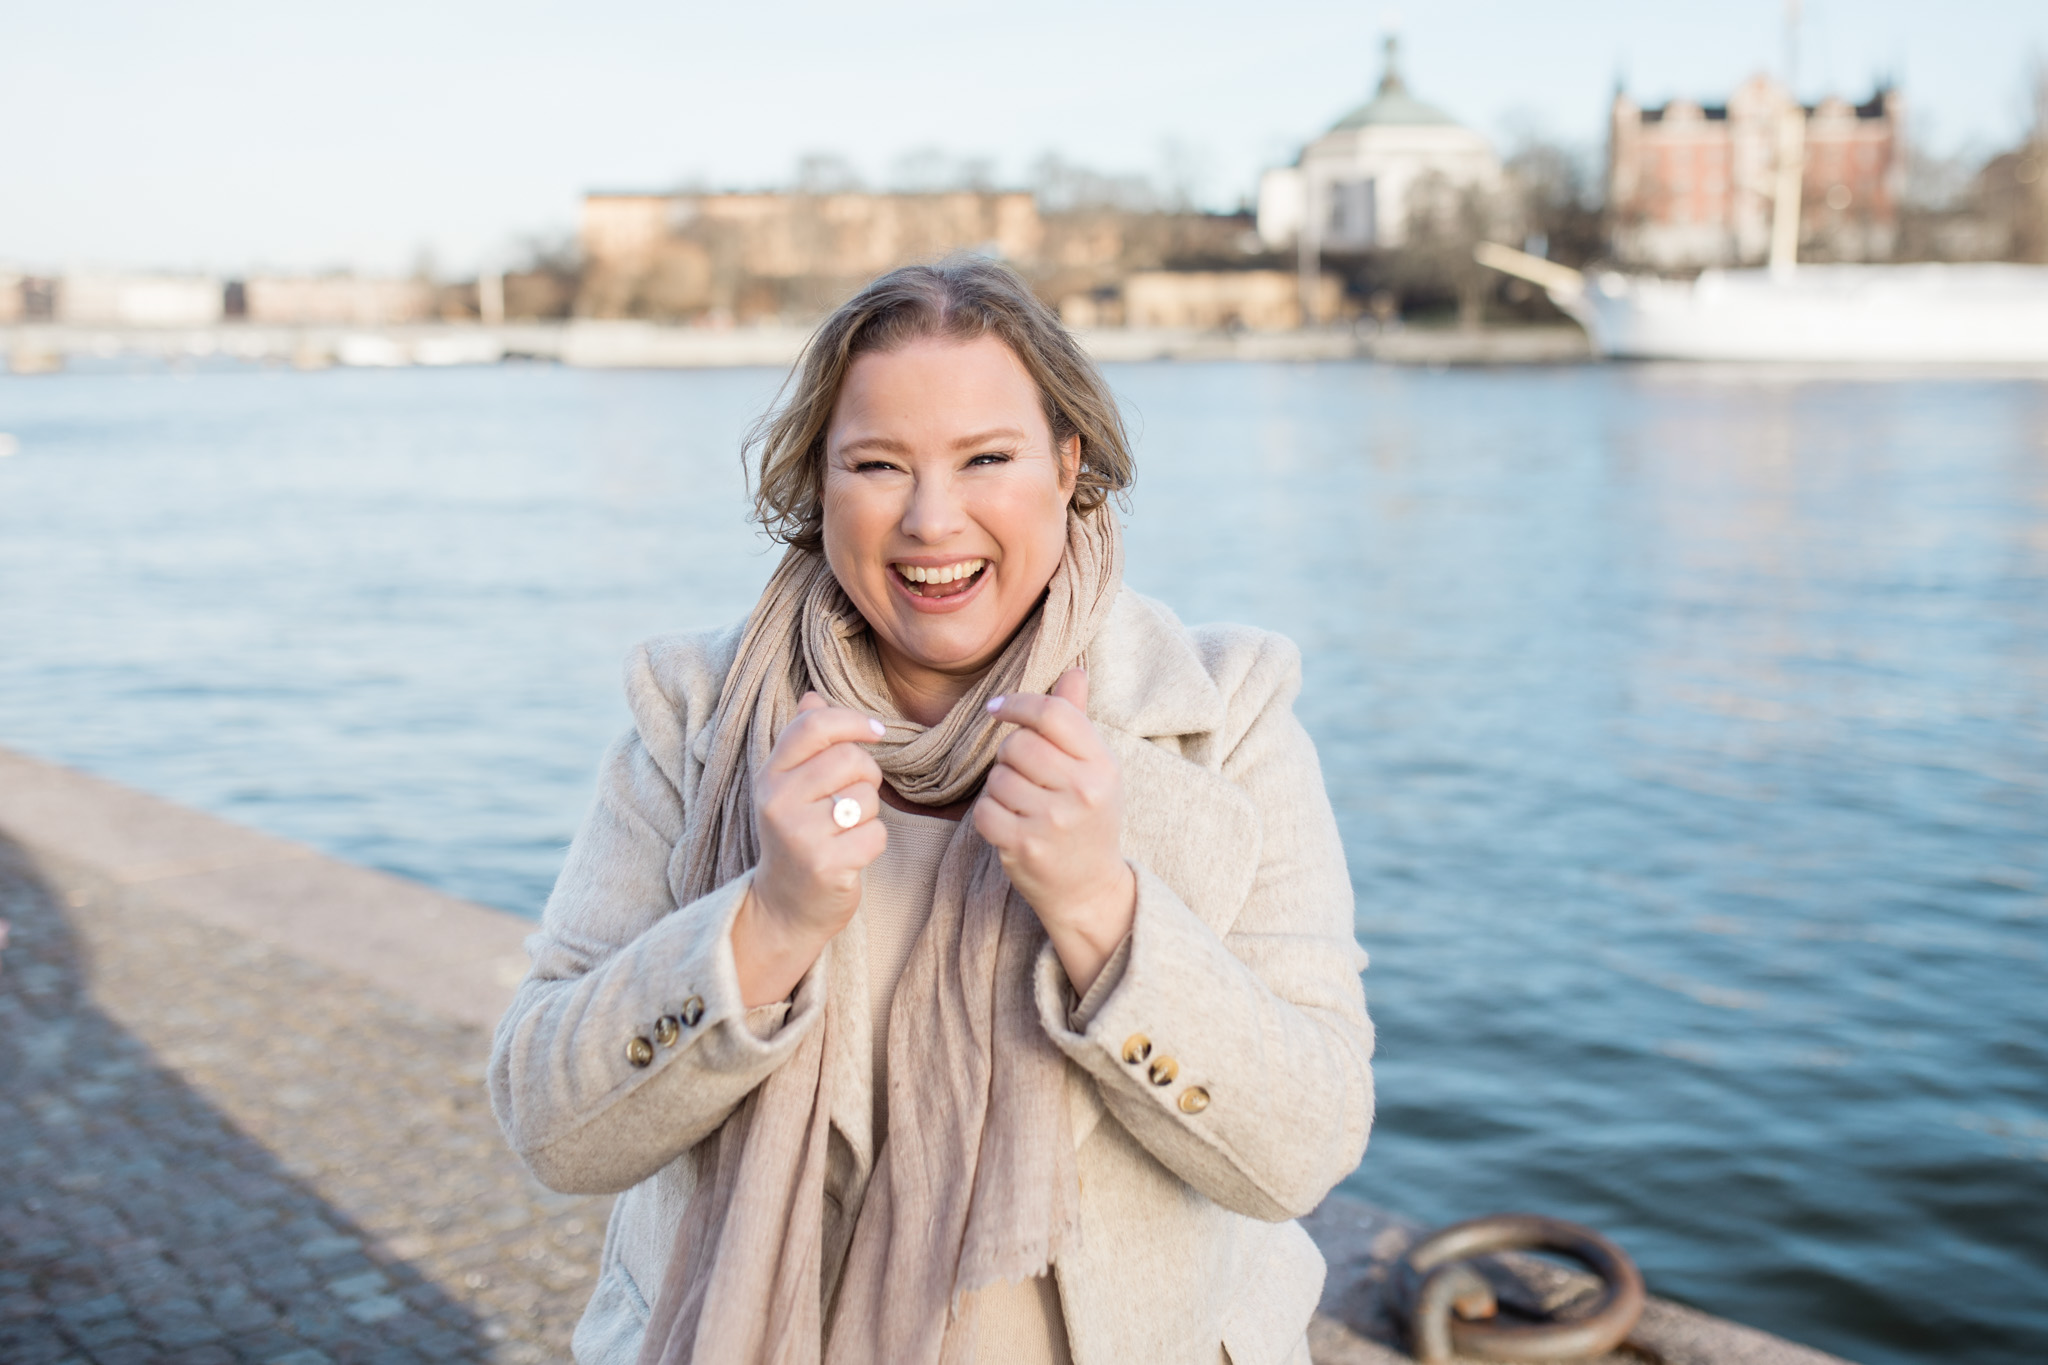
[{"x1": 1608, "y1": 74, "x2": 1904, "y2": 270}]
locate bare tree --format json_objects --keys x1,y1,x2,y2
[
  {"x1": 1028, "y1": 152, "x2": 1161, "y2": 213},
  {"x1": 504, "y1": 232, "x2": 582, "y2": 320},
  {"x1": 1500, "y1": 128, "x2": 1605, "y2": 267},
  {"x1": 793, "y1": 152, "x2": 864, "y2": 195},
  {"x1": 2020, "y1": 56, "x2": 2048, "y2": 261},
  {"x1": 1896, "y1": 58, "x2": 2048, "y2": 262},
  {"x1": 1390, "y1": 175, "x2": 1502, "y2": 327},
  {"x1": 1156, "y1": 138, "x2": 1215, "y2": 213},
  {"x1": 887, "y1": 147, "x2": 997, "y2": 193}
]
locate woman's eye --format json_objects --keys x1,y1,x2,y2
[
  {"x1": 967, "y1": 451, "x2": 1012, "y2": 467},
  {"x1": 854, "y1": 460, "x2": 900, "y2": 473}
]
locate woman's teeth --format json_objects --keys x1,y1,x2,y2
[
  {"x1": 896, "y1": 558, "x2": 986, "y2": 585},
  {"x1": 894, "y1": 558, "x2": 988, "y2": 598}
]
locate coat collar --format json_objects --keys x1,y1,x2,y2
[{"x1": 1083, "y1": 588, "x2": 1227, "y2": 742}]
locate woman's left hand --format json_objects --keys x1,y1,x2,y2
[{"x1": 975, "y1": 667, "x2": 1136, "y2": 996}]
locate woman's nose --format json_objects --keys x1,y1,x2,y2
[{"x1": 899, "y1": 474, "x2": 967, "y2": 543}]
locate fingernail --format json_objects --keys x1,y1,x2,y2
[
  {"x1": 986, "y1": 696, "x2": 1004, "y2": 714},
  {"x1": 869, "y1": 718, "x2": 886, "y2": 737}
]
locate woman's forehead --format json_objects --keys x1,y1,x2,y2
[{"x1": 829, "y1": 336, "x2": 1047, "y2": 446}]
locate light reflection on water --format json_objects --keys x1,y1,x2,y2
[{"x1": 2, "y1": 361, "x2": 2045, "y2": 1364}]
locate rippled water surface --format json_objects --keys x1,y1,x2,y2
[{"x1": 3, "y1": 361, "x2": 2044, "y2": 1363}]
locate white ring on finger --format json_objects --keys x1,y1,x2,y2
[{"x1": 831, "y1": 795, "x2": 862, "y2": 830}]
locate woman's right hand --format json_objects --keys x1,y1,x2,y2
[{"x1": 731, "y1": 691, "x2": 887, "y2": 1006}]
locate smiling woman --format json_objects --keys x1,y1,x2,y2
[{"x1": 487, "y1": 258, "x2": 1375, "y2": 1365}]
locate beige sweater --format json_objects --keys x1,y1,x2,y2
[
  {"x1": 489, "y1": 588, "x2": 1372, "y2": 1365},
  {"x1": 864, "y1": 803, "x2": 1071, "y2": 1365}
]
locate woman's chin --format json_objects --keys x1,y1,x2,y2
[
  {"x1": 875, "y1": 604, "x2": 1014, "y2": 681},
  {"x1": 884, "y1": 627, "x2": 1005, "y2": 679},
  {"x1": 854, "y1": 567, "x2": 1037, "y2": 688}
]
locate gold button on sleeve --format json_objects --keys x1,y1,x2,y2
[
  {"x1": 679, "y1": 995, "x2": 705, "y2": 1028},
  {"x1": 1147, "y1": 1056, "x2": 1178, "y2": 1086},
  {"x1": 1178, "y1": 1086, "x2": 1210, "y2": 1114},
  {"x1": 653, "y1": 1016, "x2": 680, "y2": 1048},
  {"x1": 1121, "y1": 1033, "x2": 1152, "y2": 1065},
  {"x1": 625, "y1": 1036, "x2": 655, "y2": 1068}
]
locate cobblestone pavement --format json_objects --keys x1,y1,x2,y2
[{"x1": 0, "y1": 835, "x2": 609, "y2": 1365}]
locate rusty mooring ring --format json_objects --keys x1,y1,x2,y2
[{"x1": 1395, "y1": 1213, "x2": 1645, "y2": 1362}]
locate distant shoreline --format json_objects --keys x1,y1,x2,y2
[{"x1": 1, "y1": 319, "x2": 1594, "y2": 372}]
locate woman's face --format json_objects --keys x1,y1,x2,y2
[{"x1": 822, "y1": 334, "x2": 1077, "y2": 701}]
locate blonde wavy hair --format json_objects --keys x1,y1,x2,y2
[{"x1": 746, "y1": 257, "x2": 1134, "y2": 553}]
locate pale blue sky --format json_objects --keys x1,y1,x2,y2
[{"x1": 6, "y1": 0, "x2": 2043, "y2": 276}]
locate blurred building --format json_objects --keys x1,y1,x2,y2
[
  {"x1": 1105, "y1": 270, "x2": 1344, "y2": 331},
  {"x1": 243, "y1": 276, "x2": 436, "y2": 325},
  {"x1": 1032, "y1": 209, "x2": 1267, "y2": 320},
  {"x1": 579, "y1": 186, "x2": 1273, "y2": 327},
  {"x1": 56, "y1": 274, "x2": 224, "y2": 326},
  {"x1": 500, "y1": 267, "x2": 577, "y2": 320},
  {"x1": 1257, "y1": 37, "x2": 1501, "y2": 251},
  {"x1": 1608, "y1": 75, "x2": 1904, "y2": 269},
  {"x1": 579, "y1": 190, "x2": 1043, "y2": 322}
]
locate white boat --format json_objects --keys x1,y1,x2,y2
[{"x1": 1477, "y1": 245, "x2": 2048, "y2": 364}]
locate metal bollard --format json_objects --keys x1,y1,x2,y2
[{"x1": 1393, "y1": 1213, "x2": 1646, "y2": 1362}]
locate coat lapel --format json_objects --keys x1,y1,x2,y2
[{"x1": 1089, "y1": 590, "x2": 1263, "y2": 938}]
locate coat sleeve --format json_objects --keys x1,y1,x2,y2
[
  {"x1": 1035, "y1": 634, "x2": 1374, "y2": 1221},
  {"x1": 487, "y1": 644, "x2": 820, "y2": 1196}
]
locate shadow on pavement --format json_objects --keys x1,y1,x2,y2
[{"x1": 0, "y1": 831, "x2": 566, "y2": 1365}]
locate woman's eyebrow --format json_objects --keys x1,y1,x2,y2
[
  {"x1": 835, "y1": 428, "x2": 1026, "y2": 457},
  {"x1": 836, "y1": 434, "x2": 912, "y2": 457},
  {"x1": 951, "y1": 427, "x2": 1027, "y2": 450}
]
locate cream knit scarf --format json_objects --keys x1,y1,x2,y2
[{"x1": 638, "y1": 509, "x2": 1124, "y2": 1365}]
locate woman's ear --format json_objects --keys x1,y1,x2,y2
[{"x1": 1058, "y1": 434, "x2": 1082, "y2": 499}]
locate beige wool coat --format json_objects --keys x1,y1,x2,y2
[{"x1": 488, "y1": 587, "x2": 1375, "y2": 1365}]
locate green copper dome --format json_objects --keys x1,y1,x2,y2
[{"x1": 1328, "y1": 36, "x2": 1460, "y2": 130}]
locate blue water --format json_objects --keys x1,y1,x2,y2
[{"x1": 2, "y1": 361, "x2": 2044, "y2": 1363}]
